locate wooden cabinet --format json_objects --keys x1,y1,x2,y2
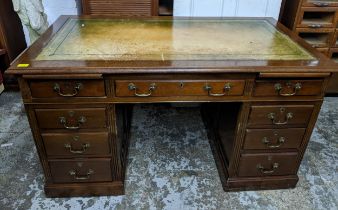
[
  {"x1": 280, "y1": 0, "x2": 338, "y2": 94},
  {"x1": 0, "y1": 0, "x2": 27, "y2": 88}
]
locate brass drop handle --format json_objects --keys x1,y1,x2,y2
[
  {"x1": 64, "y1": 143, "x2": 90, "y2": 154},
  {"x1": 268, "y1": 111, "x2": 293, "y2": 125},
  {"x1": 204, "y1": 83, "x2": 232, "y2": 97},
  {"x1": 257, "y1": 163, "x2": 279, "y2": 174},
  {"x1": 262, "y1": 136, "x2": 285, "y2": 148},
  {"x1": 59, "y1": 116, "x2": 86, "y2": 130},
  {"x1": 274, "y1": 82, "x2": 302, "y2": 96},
  {"x1": 313, "y1": 2, "x2": 329, "y2": 7},
  {"x1": 308, "y1": 24, "x2": 323, "y2": 28},
  {"x1": 53, "y1": 82, "x2": 82, "y2": 97},
  {"x1": 128, "y1": 83, "x2": 156, "y2": 97},
  {"x1": 69, "y1": 169, "x2": 94, "y2": 180}
]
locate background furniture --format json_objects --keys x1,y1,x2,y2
[
  {"x1": 80, "y1": 0, "x2": 282, "y2": 19},
  {"x1": 0, "y1": 0, "x2": 27, "y2": 89},
  {"x1": 8, "y1": 16, "x2": 337, "y2": 197},
  {"x1": 279, "y1": 0, "x2": 338, "y2": 94}
]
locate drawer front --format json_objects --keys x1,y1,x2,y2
[
  {"x1": 247, "y1": 105, "x2": 314, "y2": 128},
  {"x1": 49, "y1": 159, "x2": 112, "y2": 183},
  {"x1": 243, "y1": 128, "x2": 306, "y2": 150},
  {"x1": 42, "y1": 132, "x2": 110, "y2": 156},
  {"x1": 30, "y1": 80, "x2": 106, "y2": 98},
  {"x1": 115, "y1": 80, "x2": 245, "y2": 97},
  {"x1": 302, "y1": 0, "x2": 338, "y2": 7},
  {"x1": 296, "y1": 29, "x2": 334, "y2": 48},
  {"x1": 35, "y1": 108, "x2": 107, "y2": 129},
  {"x1": 254, "y1": 80, "x2": 323, "y2": 97},
  {"x1": 297, "y1": 8, "x2": 336, "y2": 28},
  {"x1": 238, "y1": 153, "x2": 298, "y2": 177}
]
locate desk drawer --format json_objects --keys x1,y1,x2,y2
[
  {"x1": 35, "y1": 108, "x2": 107, "y2": 129},
  {"x1": 49, "y1": 159, "x2": 112, "y2": 183},
  {"x1": 302, "y1": 0, "x2": 338, "y2": 7},
  {"x1": 254, "y1": 80, "x2": 323, "y2": 97},
  {"x1": 297, "y1": 8, "x2": 336, "y2": 28},
  {"x1": 296, "y1": 29, "x2": 334, "y2": 48},
  {"x1": 238, "y1": 153, "x2": 298, "y2": 177},
  {"x1": 115, "y1": 80, "x2": 245, "y2": 97},
  {"x1": 247, "y1": 105, "x2": 314, "y2": 128},
  {"x1": 243, "y1": 128, "x2": 306, "y2": 150},
  {"x1": 42, "y1": 132, "x2": 110, "y2": 156},
  {"x1": 30, "y1": 80, "x2": 106, "y2": 98}
]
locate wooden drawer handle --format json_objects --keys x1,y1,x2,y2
[
  {"x1": 59, "y1": 116, "x2": 87, "y2": 130},
  {"x1": 313, "y1": 2, "x2": 329, "y2": 7},
  {"x1": 308, "y1": 24, "x2": 323, "y2": 28},
  {"x1": 64, "y1": 143, "x2": 90, "y2": 154},
  {"x1": 204, "y1": 83, "x2": 231, "y2": 97},
  {"x1": 128, "y1": 83, "x2": 156, "y2": 97},
  {"x1": 262, "y1": 136, "x2": 285, "y2": 148},
  {"x1": 53, "y1": 82, "x2": 82, "y2": 97},
  {"x1": 257, "y1": 163, "x2": 279, "y2": 174},
  {"x1": 69, "y1": 169, "x2": 94, "y2": 180},
  {"x1": 274, "y1": 82, "x2": 302, "y2": 97},
  {"x1": 267, "y1": 108, "x2": 293, "y2": 125}
]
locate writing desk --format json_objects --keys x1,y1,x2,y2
[{"x1": 8, "y1": 16, "x2": 338, "y2": 197}]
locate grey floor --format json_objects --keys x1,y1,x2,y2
[{"x1": 0, "y1": 91, "x2": 337, "y2": 210}]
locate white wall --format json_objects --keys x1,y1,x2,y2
[{"x1": 174, "y1": 0, "x2": 282, "y2": 20}]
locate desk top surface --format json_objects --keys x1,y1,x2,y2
[{"x1": 9, "y1": 16, "x2": 337, "y2": 74}]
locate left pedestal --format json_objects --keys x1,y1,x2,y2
[{"x1": 19, "y1": 77, "x2": 131, "y2": 197}]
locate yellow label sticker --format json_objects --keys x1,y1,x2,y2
[{"x1": 17, "y1": 64, "x2": 30, "y2": 68}]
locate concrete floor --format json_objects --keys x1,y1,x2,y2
[{"x1": 0, "y1": 91, "x2": 337, "y2": 210}]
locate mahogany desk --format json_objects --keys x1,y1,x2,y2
[{"x1": 8, "y1": 16, "x2": 338, "y2": 197}]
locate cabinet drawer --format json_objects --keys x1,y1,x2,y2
[
  {"x1": 35, "y1": 108, "x2": 107, "y2": 129},
  {"x1": 115, "y1": 80, "x2": 245, "y2": 97},
  {"x1": 247, "y1": 105, "x2": 314, "y2": 128},
  {"x1": 30, "y1": 80, "x2": 106, "y2": 98},
  {"x1": 297, "y1": 8, "x2": 336, "y2": 28},
  {"x1": 49, "y1": 159, "x2": 112, "y2": 183},
  {"x1": 302, "y1": 0, "x2": 338, "y2": 7},
  {"x1": 238, "y1": 153, "x2": 298, "y2": 177},
  {"x1": 42, "y1": 132, "x2": 110, "y2": 156},
  {"x1": 296, "y1": 29, "x2": 334, "y2": 48},
  {"x1": 254, "y1": 80, "x2": 323, "y2": 97},
  {"x1": 243, "y1": 128, "x2": 306, "y2": 150}
]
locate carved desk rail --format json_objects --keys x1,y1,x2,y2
[{"x1": 7, "y1": 16, "x2": 338, "y2": 197}]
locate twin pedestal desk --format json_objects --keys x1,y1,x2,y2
[{"x1": 8, "y1": 16, "x2": 338, "y2": 197}]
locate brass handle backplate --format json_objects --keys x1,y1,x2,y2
[
  {"x1": 268, "y1": 108, "x2": 293, "y2": 125},
  {"x1": 262, "y1": 136, "x2": 285, "y2": 148},
  {"x1": 308, "y1": 24, "x2": 323, "y2": 28},
  {"x1": 128, "y1": 83, "x2": 156, "y2": 97},
  {"x1": 64, "y1": 143, "x2": 90, "y2": 154},
  {"x1": 274, "y1": 82, "x2": 302, "y2": 96},
  {"x1": 69, "y1": 169, "x2": 94, "y2": 180},
  {"x1": 257, "y1": 163, "x2": 279, "y2": 174},
  {"x1": 53, "y1": 82, "x2": 82, "y2": 97},
  {"x1": 59, "y1": 115, "x2": 87, "y2": 130},
  {"x1": 313, "y1": 2, "x2": 330, "y2": 7},
  {"x1": 204, "y1": 83, "x2": 232, "y2": 97}
]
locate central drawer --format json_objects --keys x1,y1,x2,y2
[
  {"x1": 238, "y1": 153, "x2": 299, "y2": 177},
  {"x1": 42, "y1": 132, "x2": 110, "y2": 156},
  {"x1": 115, "y1": 80, "x2": 245, "y2": 97},
  {"x1": 35, "y1": 108, "x2": 107, "y2": 129},
  {"x1": 49, "y1": 159, "x2": 112, "y2": 183},
  {"x1": 247, "y1": 105, "x2": 314, "y2": 128}
]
